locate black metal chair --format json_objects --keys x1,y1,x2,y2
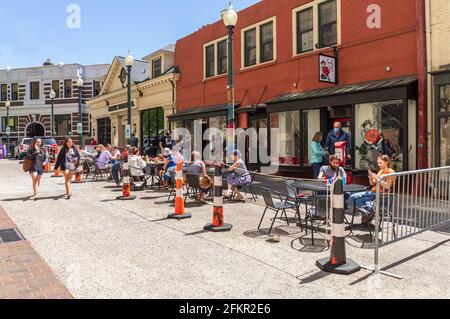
[
  {"x1": 167, "y1": 171, "x2": 177, "y2": 201},
  {"x1": 284, "y1": 179, "x2": 314, "y2": 231},
  {"x1": 258, "y1": 188, "x2": 298, "y2": 235},
  {"x1": 129, "y1": 165, "x2": 147, "y2": 191},
  {"x1": 241, "y1": 172, "x2": 259, "y2": 201},
  {"x1": 350, "y1": 194, "x2": 395, "y2": 241},
  {"x1": 306, "y1": 194, "x2": 330, "y2": 246},
  {"x1": 185, "y1": 173, "x2": 201, "y2": 203},
  {"x1": 93, "y1": 160, "x2": 111, "y2": 181}
]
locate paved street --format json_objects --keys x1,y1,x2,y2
[{"x1": 0, "y1": 159, "x2": 449, "y2": 299}]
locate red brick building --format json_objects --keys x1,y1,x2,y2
[{"x1": 172, "y1": 0, "x2": 427, "y2": 175}]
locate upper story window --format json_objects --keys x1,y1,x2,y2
[
  {"x1": 293, "y1": 0, "x2": 340, "y2": 56},
  {"x1": 152, "y1": 57, "x2": 162, "y2": 78},
  {"x1": 93, "y1": 80, "x2": 101, "y2": 97},
  {"x1": 319, "y1": 0, "x2": 338, "y2": 47},
  {"x1": 30, "y1": 82, "x2": 40, "y2": 100},
  {"x1": 11, "y1": 83, "x2": 18, "y2": 101},
  {"x1": 241, "y1": 17, "x2": 276, "y2": 69},
  {"x1": 0, "y1": 84, "x2": 7, "y2": 101},
  {"x1": 64, "y1": 79, "x2": 72, "y2": 98},
  {"x1": 52, "y1": 80, "x2": 60, "y2": 98},
  {"x1": 204, "y1": 37, "x2": 228, "y2": 79},
  {"x1": 296, "y1": 7, "x2": 314, "y2": 53}
]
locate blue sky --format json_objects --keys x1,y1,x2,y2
[{"x1": 0, "y1": 0, "x2": 259, "y2": 69}]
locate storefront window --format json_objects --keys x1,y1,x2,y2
[
  {"x1": 270, "y1": 111, "x2": 300, "y2": 166},
  {"x1": 302, "y1": 109, "x2": 321, "y2": 165},
  {"x1": 97, "y1": 118, "x2": 111, "y2": 145},
  {"x1": 1, "y1": 117, "x2": 18, "y2": 132},
  {"x1": 440, "y1": 85, "x2": 450, "y2": 113},
  {"x1": 440, "y1": 117, "x2": 450, "y2": 167},
  {"x1": 355, "y1": 100, "x2": 404, "y2": 171},
  {"x1": 208, "y1": 116, "x2": 226, "y2": 139}
]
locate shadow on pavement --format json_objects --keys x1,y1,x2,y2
[
  {"x1": 1, "y1": 194, "x2": 66, "y2": 202},
  {"x1": 350, "y1": 238, "x2": 450, "y2": 286}
]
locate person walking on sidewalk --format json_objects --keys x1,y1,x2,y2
[
  {"x1": 311, "y1": 132, "x2": 328, "y2": 179},
  {"x1": 27, "y1": 138, "x2": 49, "y2": 201},
  {"x1": 55, "y1": 138, "x2": 81, "y2": 200}
]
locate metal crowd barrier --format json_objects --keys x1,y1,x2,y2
[{"x1": 369, "y1": 166, "x2": 450, "y2": 278}]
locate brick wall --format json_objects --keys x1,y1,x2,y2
[{"x1": 430, "y1": 0, "x2": 450, "y2": 70}]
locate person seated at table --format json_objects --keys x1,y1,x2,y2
[
  {"x1": 97, "y1": 145, "x2": 118, "y2": 169},
  {"x1": 111, "y1": 145, "x2": 131, "y2": 186},
  {"x1": 160, "y1": 148, "x2": 176, "y2": 190},
  {"x1": 347, "y1": 155, "x2": 395, "y2": 212},
  {"x1": 224, "y1": 150, "x2": 250, "y2": 202},
  {"x1": 318, "y1": 155, "x2": 347, "y2": 182},
  {"x1": 128, "y1": 147, "x2": 147, "y2": 181},
  {"x1": 112, "y1": 146, "x2": 121, "y2": 158},
  {"x1": 188, "y1": 151, "x2": 212, "y2": 204}
]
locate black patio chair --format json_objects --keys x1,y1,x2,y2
[
  {"x1": 241, "y1": 171, "x2": 259, "y2": 201},
  {"x1": 129, "y1": 165, "x2": 147, "y2": 191},
  {"x1": 167, "y1": 171, "x2": 177, "y2": 202},
  {"x1": 350, "y1": 194, "x2": 395, "y2": 241},
  {"x1": 185, "y1": 173, "x2": 201, "y2": 203},
  {"x1": 284, "y1": 179, "x2": 315, "y2": 231},
  {"x1": 93, "y1": 160, "x2": 111, "y2": 181},
  {"x1": 258, "y1": 188, "x2": 298, "y2": 235},
  {"x1": 306, "y1": 194, "x2": 330, "y2": 246}
]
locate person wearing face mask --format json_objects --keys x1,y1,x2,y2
[{"x1": 325, "y1": 122, "x2": 351, "y2": 162}]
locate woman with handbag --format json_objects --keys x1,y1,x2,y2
[
  {"x1": 27, "y1": 138, "x2": 49, "y2": 201},
  {"x1": 188, "y1": 151, "x2": 211, "y2": 204},
  {"x1": 55, "y1": 138, "x2": 81, "y2": 199}
]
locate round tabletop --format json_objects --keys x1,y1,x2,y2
[{"x1": 293, "y1": 180, "x2": 369, "y2": 193}]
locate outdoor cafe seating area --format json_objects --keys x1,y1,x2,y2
[{"x1": 77, "y1": 149, "x2": 384, "y2": 249}]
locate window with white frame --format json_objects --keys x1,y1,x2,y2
[
  {"x1": 293, "y1": 0, "x2": 340, "y2": 56},
  {"x1": 242, "y1": 17, "x2": 276, "y2": 68},
  {"x1": 204, "y1": 37, "x2": 228, "y2": 79}
]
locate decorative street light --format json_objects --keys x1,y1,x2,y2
[
  {"x1": 221, "y1": 2, "x2": 238, "y2": 162},
  {"x1": 124, "y1": 51, "x2": 134, "y2": 144},
  {"x1": 5, "y1": 100, "x2": 11, "y2": 157},
  {"x1": 50, "y1": 90, "x2": 56, "y2": 138},
  {"x1": 76, "y1": 77, "x2": 84, "y2": 148}
]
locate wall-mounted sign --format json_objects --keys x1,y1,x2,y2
[
  {"x1": 77, "y1": 123, "x2": 83, "y2": 134},
  {"x1": 319, "y1": 54, "x2": 338, "y2": 84},
  {"x1": 108, "y1": 101, "x2": 135, "y2": 113},
  {"x1": 5, "y1": 127, "x2": 11, "y2": 135},
  {"x1": 125, "y1": 125, "x2": 131, "y2": 139}
]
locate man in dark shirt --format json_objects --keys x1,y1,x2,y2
[
  {"x1": 159, "y1": 130, "x2": 174, "y2": 151},
  {"x1": 325, "y1": 122, "x2": 351, "y2": 161},
  {"x1": 130, "y1": 134, "x2": 139, "y2": 148}
]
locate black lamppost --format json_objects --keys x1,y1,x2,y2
[
  {"x1": 221, "y1": 2, "x2": 238, "y2": 162},
  {"x1": 76, "y1": 77, "x2": 84, "y2": 148},
  {"x1": 124, "y1": 51, "x2": 135, "y2": 145},
  {"x1": 50, "y1": 90, "x2": 56, "y2": 138},
  {"x1": 5, "y1": 100, "x2": 10, "y2": 157}
]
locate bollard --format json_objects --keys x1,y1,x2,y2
[
  {"x1": 117, "y1": 156, "x2": 136, "y2": 201},
  {"x1": 316, "y1": 168, "x2": 360, "y2": 275},
  {"x1": 168, "y1": 161, "x2": 191, "y2": 220},
  {"x1": 204, "y1": 163, "x2": 232, "y2": 232}
]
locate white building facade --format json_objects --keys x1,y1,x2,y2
[{"x1": 0, "y1": 60, "x2": 109, "y2": 151}]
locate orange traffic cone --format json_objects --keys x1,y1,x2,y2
[
  {"x1": 52, "y1": 167, "x2": 62, "y2": 178},
  {"x1": 204, "y1": 163, "x2": 232, "y2": 232},
  {"x1": 44, "y1": 162, "x2": 51, "y2": 173},
  {"x1": 117, "y1": 157, "x2": 136, "y2": 201},
  {"x1": 168, "y1": 160, "x2": 191, "y2": 220},
  {"x1": 73, "y1": 167, "x2": 85, "y2": 184}
]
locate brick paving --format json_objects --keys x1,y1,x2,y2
[{"x1": 0, "y1": 206, "x2": 72, "y2": 299}]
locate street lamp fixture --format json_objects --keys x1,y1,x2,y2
[
  {"x1": 5, "y1": 100, "x2": 11, "y2": 157},
  {"x1": 77, "y1": 77, "x2": 84, "y2": 148},
  {"x1": 125, "y1": 51, "x2": 134, "y2": 144},
  {"x1": 221, "y1": 2, "x2": 238, "y2": 162},
  {"x1": 50, "y1": 90, "x2": 56, "y2": 138}
]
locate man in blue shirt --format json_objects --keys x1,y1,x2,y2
[{"x1": 325, "y1": 122, "x2": 351, "y2": 162}]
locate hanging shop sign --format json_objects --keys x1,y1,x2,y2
[{"x1": 319, "y1": 54, "x2": 338, "y2": 84}]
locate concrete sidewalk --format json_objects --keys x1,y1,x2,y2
[{"x1": 0, "y1": 159, "x2": 449, "y2": 299}]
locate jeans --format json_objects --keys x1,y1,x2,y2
[
  {"x1": 312, "y1": 163, "x2": 322, "y2": 179},
  {"x1": 347, "y1": 191, "x2": 376, "y2": 211},
  {"x1": 112, "y1": 161, "x2": 122, "y2": 185}
]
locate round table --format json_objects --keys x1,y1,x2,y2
[{"x1": 293, "y1": 180, "x2": 369, "y2": 194}]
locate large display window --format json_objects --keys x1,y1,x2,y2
[{"x1": 270, "y1": 111, "x2": 301, "y2": 166}]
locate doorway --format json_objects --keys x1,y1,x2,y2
[{"x1": 26, "y1": 123, "x2": 45, "y2": 138}]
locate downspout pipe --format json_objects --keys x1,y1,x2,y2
[
  {"x1": 425, "y1": 0, "x2": 433, "y2": 167},
  {"x1": 416, "y1": 0, "x2": 428, "y2": 169}
]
